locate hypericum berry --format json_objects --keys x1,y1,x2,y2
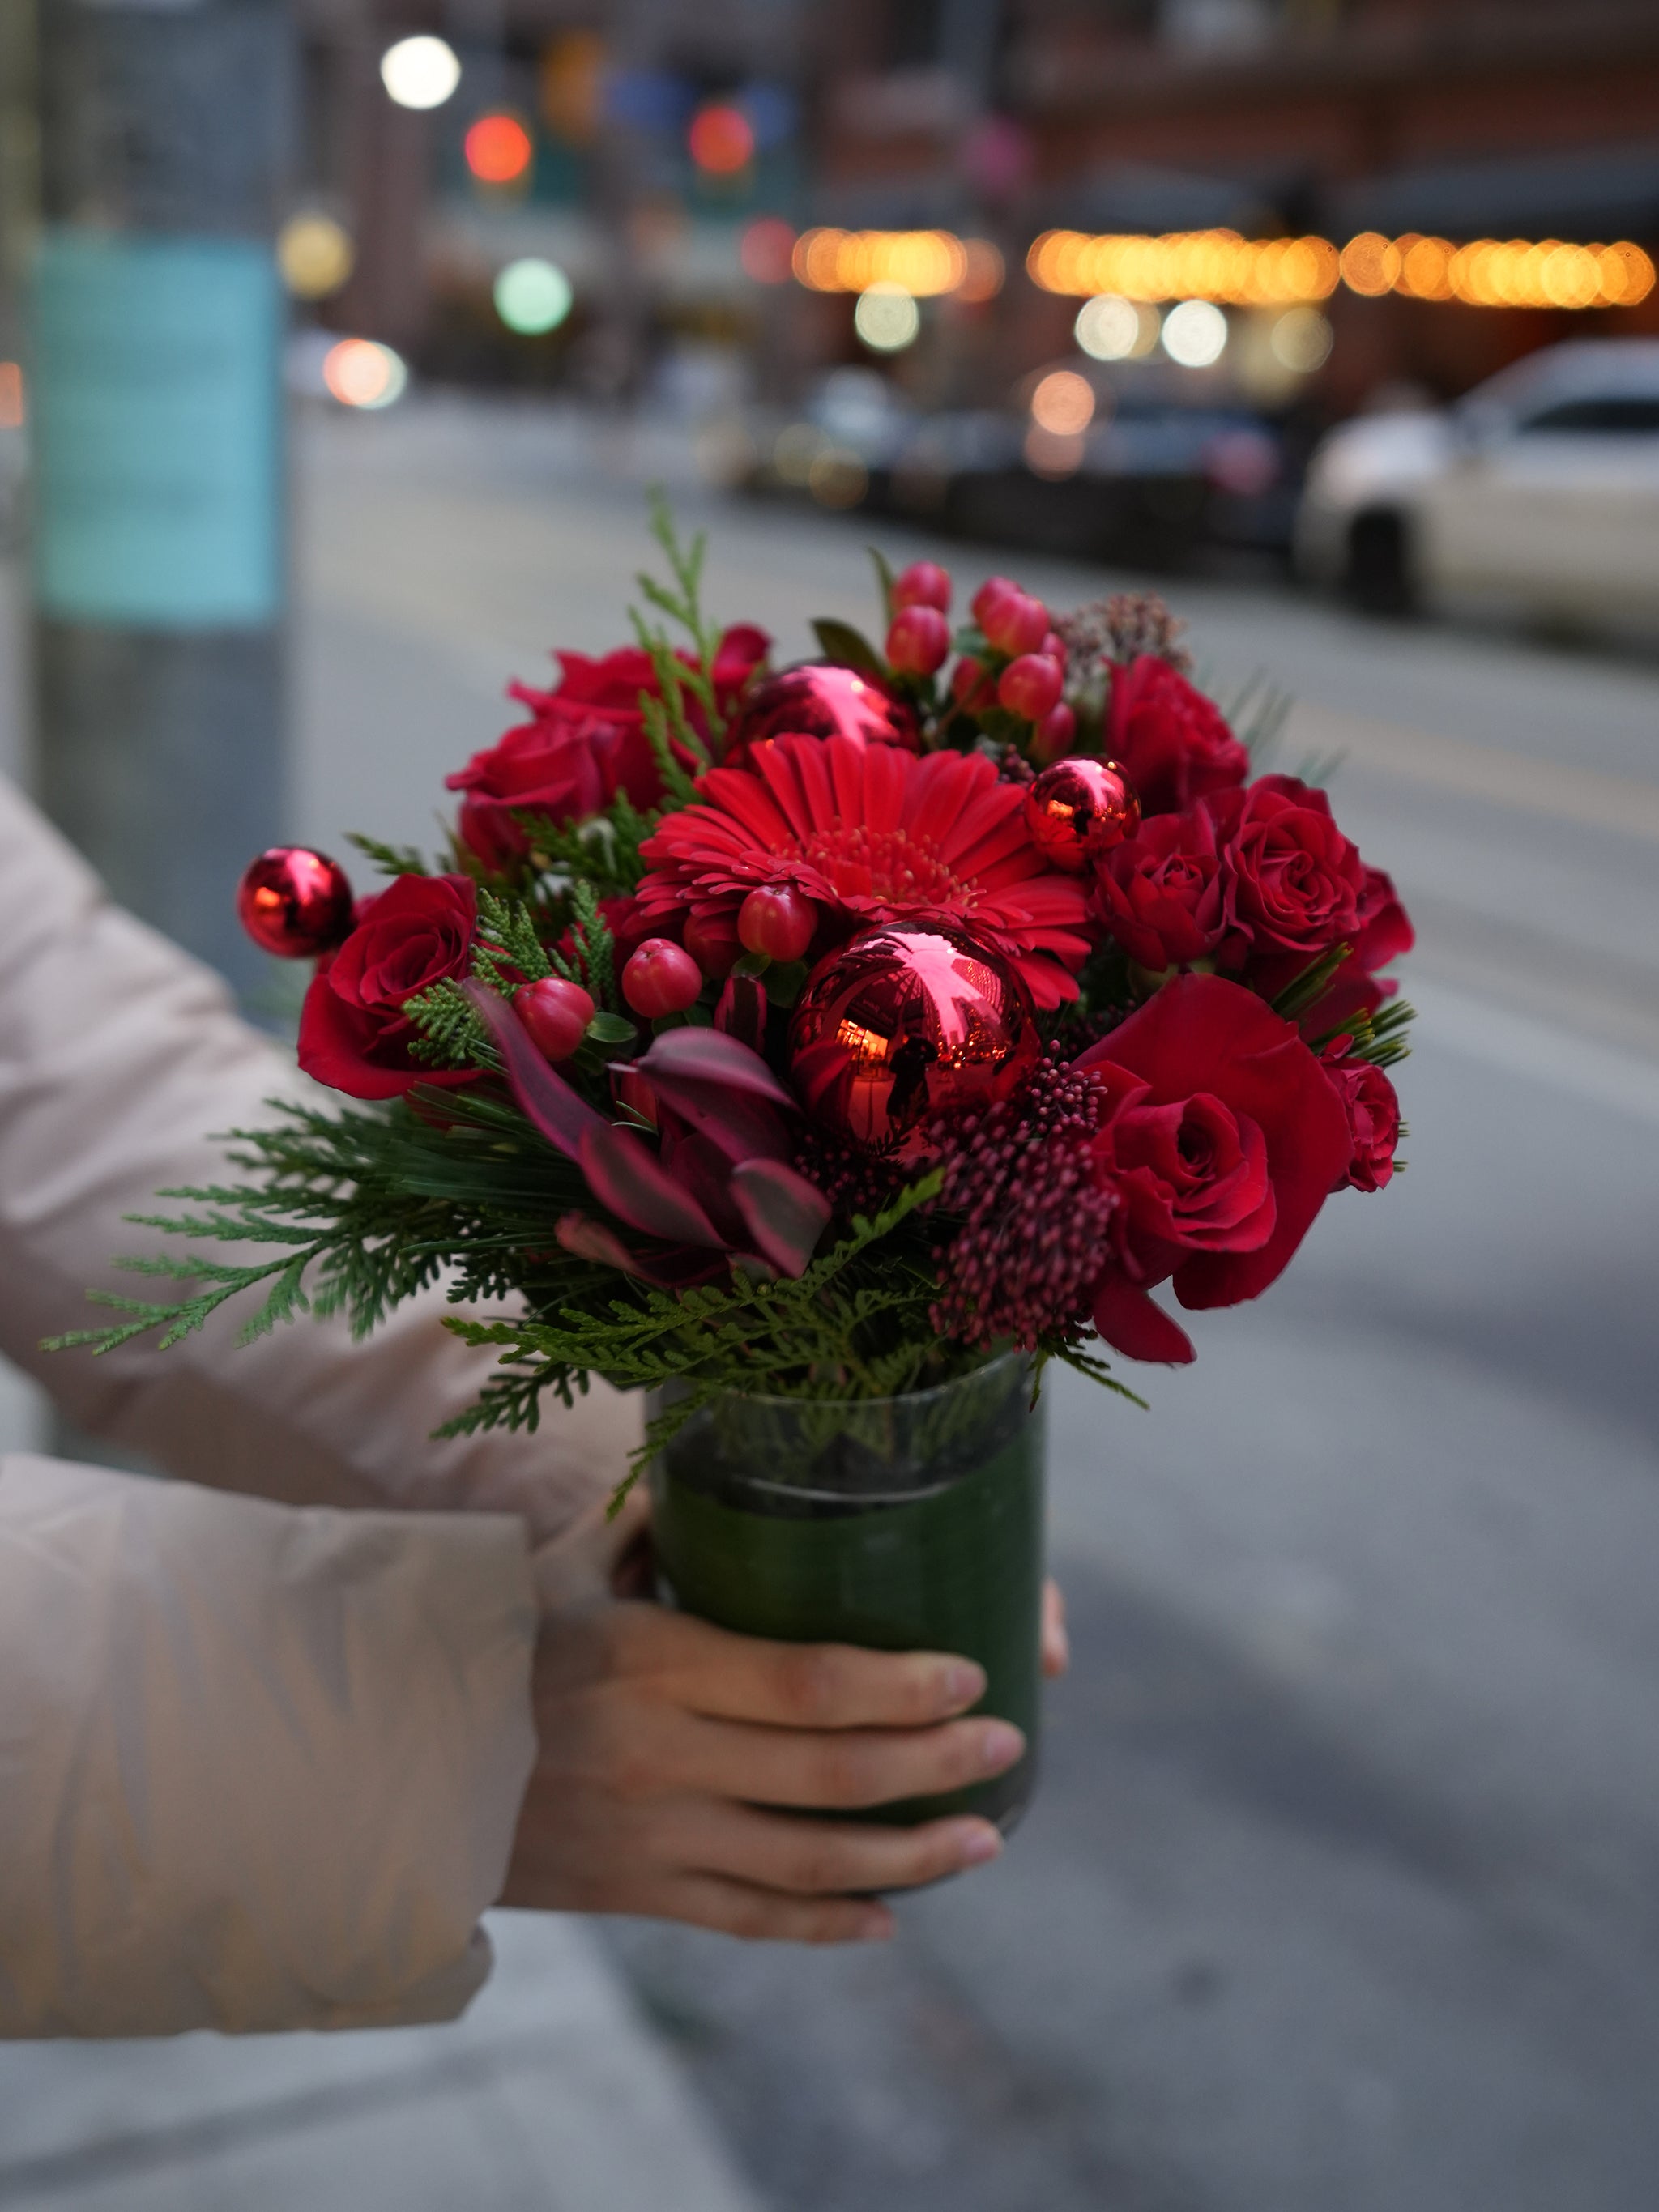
[
  {"x1": 892, "y1": 560, "x2": 952, "y2": 614},
  {"x1": 982, "y1": 591, "x2": 1050, "y2": 658},
  {"x1": 684, "y1": 911, "x2": 740, "y2": 981},
  {"x1": 516, "y1": 976, "x2": 595, "y2": 1062},
  {"x1": 885, "y1": 605, "x2": 951, "y2": 676},
  {"x1": 738, "y1": 884, "x2": 816, "y2": 964},
  {"x1": 970, "y1": 575, "x2": 1021, "y2": 631},
  {"x1": 1040, "y1": 630, "x2": 1068, "y2": 667},
  {"x1": 998, "y1": 652, "x2": 1064, "y2": 722},
  {"x1": 622, "y1": 938, "x2": 702, "y2": 1018},
  {"x1": 951, "y1": 654, "x2": 992, "y2": 709},
  {"x1": 1031, "y1": 701, "x2": 1077, "y2": 763}
]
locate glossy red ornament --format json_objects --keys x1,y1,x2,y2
[
  {"x1": 723, "y1": 663, "x2": 919, "y2": 763},
  {"x1": 237, "y1": 847, "x2": 354, "y2": 958},
  {"x1": 622, "y1": 938, "x2": 703, "y2": 1018},
  {"x1": 738, "y1": 884, "x2": 816, "y2": 964},
  {"x1": 517, "y1": 977, "x2": 594, "y2": 1062},
  {"x1": 788, "y1": 924, "x2": 1040, "y2": 1163},
  {"x1": 1023, "y1": 758, "x2": 1141, "y2": 873}
]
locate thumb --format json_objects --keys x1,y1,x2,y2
[{"x1": 531, "y1": 1480, "x2": 652, "y2": 1611}]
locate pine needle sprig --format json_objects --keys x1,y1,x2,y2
[{"x1": 346, "y1": 832, "x2": 430, "y2": 878}]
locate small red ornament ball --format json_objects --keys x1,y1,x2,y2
[
  {"x1": 723, "y1": 663, "x2": 919, "y2": 762},
  {"x1": 738, "y1": 884, "x2": 816, "y2": 964},
  {"x1": 998, "y1": 652, "x2": 1064, "y2": 722},
  {"x1": 623, "y1": 938, "x2": 703, "y2": 1019},
  {"x1": 892, "y1": 560, "x2": 952, "y2": 614},
  {"x1": 237, "y1": 846, "x2": 354, "y2": 958},
  {"x1": 788, "y1": 924, "x2": 1040, "y2": 1163},
  {"x1": 517, "y1": 977, "x2": 594, "y2": 1061},
  {"x1": 1024, "y1": 757, "x2": 1141, "y2": 873},
  {"x1": 885, "y1": 605, "x2": 951, "y2": 676}
]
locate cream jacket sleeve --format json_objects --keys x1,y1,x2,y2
[{"x1": 0, "y1": 778, "x2": 633, "y2": 2037}]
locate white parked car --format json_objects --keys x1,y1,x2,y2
[{"x1": 1296, "y1": 340, "x2": 1659, "y2": 630}]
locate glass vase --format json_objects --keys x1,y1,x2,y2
[{"x1": 648, "y1": 1351, "x2": 1045, "y2": 1831}]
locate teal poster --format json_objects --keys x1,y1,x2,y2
[{"x1": 31, "y1": 233, "x2": 284, "y2": 627}]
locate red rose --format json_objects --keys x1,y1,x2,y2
[
  {"x1": 1091, "y1": 808, "x2": 1226, "y2": 974},
  {"x1": 1077, "y1": 974, "x2": 1353, "y2": 1363},
  {"x1": 298, "y1": 874, "x2": 478, "y2": 1100},
  {"x1": 1106, "y1": 656, "x2": 1249, "y2": 816},
  {"x1": 1321, "y1": 1051, "x2": 1401, "y2": 1192},
  {"x1": 449, "y1": 722, "x2": 608, "y2": 867},
  {"x1": 1208, "y1": 774, "x2": 1365, "y2": 972},
  {"x1": 449, "y1": 627, "x2": 771, "y2": 864}
]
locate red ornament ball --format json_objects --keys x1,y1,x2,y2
[
  {"x1": 622, "y1": 938, "x2": 703, "y2": 1019},
  {"x1": 1024, "y1": 757, "x2": 1141, "y2": 873},
  {"x1": 788, "y1": 924, "x2": 1040, "y2": 1164},
  {"x1": 738, "y1": 884, "x2": 816, "y2": 964},
  {"x1": 517, "y1": 976, "x2": 595, "y2": 1062},
  {"x1": 237, "y1": 846, "x2": 354, "y2": 958},
  {"x1": 724, "y1": 663, "x2": 919, "y2": 763}
]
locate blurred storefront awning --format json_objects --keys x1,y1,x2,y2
[{"x1": 1333, "y1": 141, "x2": 1659, "y2": 242}]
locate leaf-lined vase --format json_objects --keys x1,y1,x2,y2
[{"x1": 648, "y1": 1352, "x2": 1046, "y2": 1831}]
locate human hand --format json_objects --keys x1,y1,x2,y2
[{"x1": 501, "y1": 1494, "x2": 1051, "y2": 1943}]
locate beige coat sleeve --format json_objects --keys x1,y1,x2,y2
[
  {"x1": 0, "y1": 774, "x2": 640, "y2": 1532},
  {"x1": 0, "y1": 1454, "x2": 537, "y2": 2038}
]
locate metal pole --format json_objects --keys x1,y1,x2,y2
[{"x1": 30, "y1": 0, "x2": 294, "y2": 999}]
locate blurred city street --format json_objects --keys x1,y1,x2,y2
[
  {"x1": 2, "y1": 395, "x2": 1658, "y2": 2210},
  {"x1": 292, "y1": 402, "x2": 1654, "y2": 2212}
]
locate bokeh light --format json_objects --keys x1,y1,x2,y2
[
  {"x1": 1031, "y1": 229, "x2": 1339, "y2": 307},
  {"x1": 379, "y1": 36, "x2": 461, "y2": 112},
  {"x1": 493, "y1": 258, "x2": 573, "y2": 334},
  {"x1": 1030, "y1": 369, "x2": 1095, "y2": 435},
  {"x1": 1074, "y1": 294, "x2": 1141, "y2": 360},
  {"x1": 740, "y1": 217, "x2": 797, "y2": 284},
  {"x1": 464, "y1": 113, "x2": 534, "y2": 185},
  {"x1": 689, "y1": 104, "x2": 755, "y2": 175},
  {"x1": 854, "y1": 284, "x2": 920, "y2": 352},
  {"x1": 1162, "y1": 299, "x2": 1229, "y2": 368},
  {"x1": 808, "y1": 448, "x2": 868, "y2": 509},
  {"x1": 1269, "y1": 306, "x2": 1334, "y2": 373},
  {"x1": 956, "y1": 240, "x2": 1006, "y2": 304},
  {"x1": 1025, "y1": 424, "x2": 1085, "y2": 479},
  {"x1": 277, "y1": 213, "x2": 354, "y2": 300},
  {"x1": 322, "y1": 339, "x2": 407, "y2": 410},
  {"x1": 794, "y1": 230, "x2": 969, "y2": 297}
]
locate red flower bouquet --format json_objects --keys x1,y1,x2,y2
[{"x1": 70, "y1": 512, "x2": 1411, "y2": 1833}]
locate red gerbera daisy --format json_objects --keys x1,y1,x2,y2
[{"x1": 636, "y1": 736, "x2": 1094, "y2": 1009}]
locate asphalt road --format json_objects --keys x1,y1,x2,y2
[{"x1": 285, "y1": 394, "x2": 1659, "y2": 2212}]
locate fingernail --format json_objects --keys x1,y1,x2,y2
[
  {"x1": 855, "y1": 1906, "x2": 894, "y2": 1941},
  {"x1": 943, "y1": 1659, "x2": 987, "y2": 1707},
  {"x1": 978, "y1": 1720, "x2": 1026, "y2": 1774},
  {"x1": 953, "y1": 1822, "x2": 1003, "y2": 1868}
]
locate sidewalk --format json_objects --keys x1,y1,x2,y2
[{"x1": 0, "y1": 1915, "x2": 766, "y2": 2212}]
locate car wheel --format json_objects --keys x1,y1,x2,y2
[{"x1": 1344, "y1": 507, "x2": 1415, "y2": 615}]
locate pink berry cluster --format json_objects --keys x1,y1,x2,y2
[
  {"x1": 881, "y1": 561, "x2": 1075, "y2": 763},
  {"x1": 928, "y1": 1052, "x2": 1115, "y2": 1351}
]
